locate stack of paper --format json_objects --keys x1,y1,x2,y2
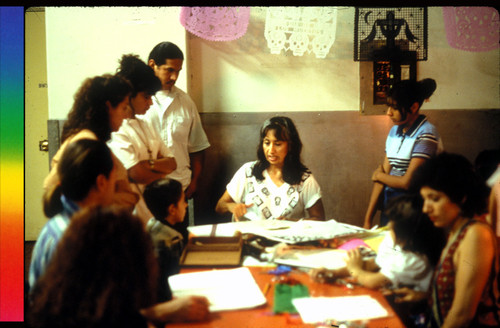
[
  {"x1": 292, "y1": 295, "x2": 389, "y2": 324},
  {"x1": 168, "y1": 267, "x2": 267, "y2": 312}
]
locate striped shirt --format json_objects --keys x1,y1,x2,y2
[
  {"x1": 28, "y1": 195, "x2": 79, "y2": 291},
  {"x1": 386, "y1": 115, "x2": 442, "y2": 177}
]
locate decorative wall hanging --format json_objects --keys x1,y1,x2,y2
[
  {"x1": 354, "y1": 7, "x2": 427, "y2": 62},
  {"x1": 264, "y1": 7, "x2": 338, "y2": 58},
  {"x1": 180, "y1": 7, "x2": 251, "y2": 41},
  {"x1": 443, "y1": 7, "x2": 499, "y2": 52}
]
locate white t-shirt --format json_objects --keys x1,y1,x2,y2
[
  {"x1": 375, "y1": 231, "x2": 433, "y2": 292},
  {"x1": 226, "y1": 161, "x2": 322, "y2": 221},
  {"x1": 108, "y1": 116, "x2": 174, "y2": 224},
  {"x1": 141, "y1": 86, "x2": 210, "y2": 190}
]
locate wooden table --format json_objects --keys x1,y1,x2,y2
[{"x1": 166, "y1": 266, "x2": 405, "y2": 328}]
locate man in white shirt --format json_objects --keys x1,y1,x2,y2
[{"x1": 144, "y1": 41, "x2": 210, "y2": 238}]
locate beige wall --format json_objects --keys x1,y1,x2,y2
[
  {"x1": 45, "y1": 7, "x2": 187, "y2": 119},
  {"x1": 25, "y1": 9, "x2": 49, "y2": 240},
  {"x1": 188, "y1": 7, "x2": 499, "y2": 112},
  {"x1": 44, "y1": 6, "x2": 499, "y2": 119}
]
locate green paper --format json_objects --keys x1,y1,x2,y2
[{"x1": 273, "y1": 283, "x2": 310, "y2": 314}]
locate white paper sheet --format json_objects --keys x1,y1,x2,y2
[
  {"x1": 188, "y1": 219, "x2": 370, "y2": 244},
  {"x1": 167, "y1": 267, "x2": 267, "y2": 312},
  {"x1": 292, "y1": 295, "x2": 389, "y2": 324}
]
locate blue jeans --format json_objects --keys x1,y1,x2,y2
[{"x1": 380, "y1": 186, "x2": 406, "y2": 227}]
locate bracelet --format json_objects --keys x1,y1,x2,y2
[{"x1": 148, "y1": 159, "x2": 155, "y2": 169}]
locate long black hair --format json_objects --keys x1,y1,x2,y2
[{"x1": 252, "y1": 116, "x2": 310, "y2": 185}]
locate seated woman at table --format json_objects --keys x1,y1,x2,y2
[
  {"x1": 143, "y1": 178, "x2": 187, "y2": 302},
  {"x1": 310, "y1": 194, "x2": 445, "y2": 293},
  {"x1": 29, "y1": 139, "x2": 117, "y2": 291},
  {"x1": 28, "y1": 205, "x2": 210, "y2": 328},
  {"x1": 389, "y1": 152, "x2": 500, "y2": 328},
  {"x1": 215, "y1": 116, "x2": 325, "y2": 221}
]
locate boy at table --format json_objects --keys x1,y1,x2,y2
[{"x1": 143, "y1": 178, "x2": 188, "y2": 302}]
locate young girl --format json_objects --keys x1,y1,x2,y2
[
  {"x1": 311, "y1": 194, "x2": 445, "y2": 293},
  {"x1": 364, "y1": 78, "x2": 442, "y2": 229},
  {"x1": 143, "y1": 178, "x2": 188, "y2": 302},
  {"x1": 108, "y1": 54, "x2": 176, "y2": 224}
]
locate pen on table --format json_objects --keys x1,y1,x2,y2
[{"x1": 263, "y1": 282, "x2": 271, "y2": 295}]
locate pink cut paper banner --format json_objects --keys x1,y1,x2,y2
[
  {"x1": 443, "y1": 7, "x2": 499, "y2": 52},
  {"x1": 180, "y1": 7, "x2": 250, "y2": 42}
]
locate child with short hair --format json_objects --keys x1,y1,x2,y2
[{"x1": 143, "y1": 178, "x2": 187, "y2": 302}]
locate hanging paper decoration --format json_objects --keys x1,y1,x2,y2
[
  {"x1": 264, "y1": 7, "x2": 338, "y2": 58},
  {"x1": 443, "y1": 7, "x2": 499, "y2": 52},
  {"x1": 180, "y1": 7, "x2": 251, "y2": 42},
  {"x1": 354, "y1": 7, "x2": 428, "y2": 61}
]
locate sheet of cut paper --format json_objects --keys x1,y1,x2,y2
[
  {"x1": 292, "y1": 295, "x2": 389, "y2": 323},
  {"x1": 168, "y1": 267, "x2": 266, "y2": 312},
  {"x1": 188, "y1": 219, "x2": 370, "y2": 244}
]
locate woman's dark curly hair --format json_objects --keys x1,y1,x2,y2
[
  {"x1": 252, "y1": 116, "x2": 310, "y2": 185},
  {"x1": 116, "y1": 54, "x2": 161, "y2": 98},
  {"x1": 384, "y1": 194, "x2": 446, "y2": 266},
  {"x1": 61, "y1": 74, "x2": 132, "y2": 142},
  {"x1": 28, "y1": 205, "x2": 158, "y2": 328},
  {"x1": 409, "y1": 152, "x2": 490, "y2": 218}
]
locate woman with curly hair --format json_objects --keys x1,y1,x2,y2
[
  {"x1": 28, "y1": 205, "x2": 209, "y2": 328},
  {"x1": 108, "y1": 54, "x2": 176, "y2": 224},
  {"x1": 216, "y1": 116, "x2": 325, "y2": 221},
  {"x1": 43, "y1": 74, "x2": 139, "y2": 211}
]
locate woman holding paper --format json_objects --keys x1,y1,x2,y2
[{"x1": 216, "y1": 116, "x2": 325, "y2": 221}]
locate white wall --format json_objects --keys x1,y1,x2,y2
[
  {"x1": 188, "y1": 7, "x2": 499, "y2": 112},
  {"x1": 45, "y1": 6, "x2": 186, "y2": 119},
  {"x1": 45, "y1": 6, "x2": 499, "y2": 118}
]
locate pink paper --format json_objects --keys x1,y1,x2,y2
[
  {"x1": 180, "y1": 7, "x2": 250, "y2": 42},
  {"x1": 338, "y1": 239, "x2": 370, "y2": 251},
  {"x1": 443, "y1": 7, "x2": 499, "y2": 52}
]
